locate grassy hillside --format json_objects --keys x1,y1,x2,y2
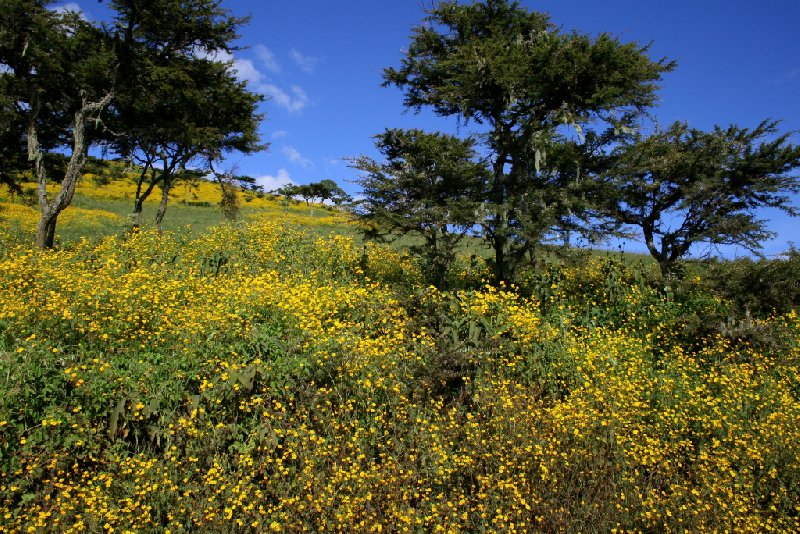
[
  {"x1": 0, "y1": 180, "x2": 799, "y2": 532},
  {"x1": 1, "y1": 170, "x2": 351, "y2": 246}
]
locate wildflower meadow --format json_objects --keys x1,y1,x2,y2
[
  {"x1": 4, "y1": 0, "x2": 800, "y2": 530},
  {"x1": 1, "y1": 185, "x2": 799, "y2": 533}
]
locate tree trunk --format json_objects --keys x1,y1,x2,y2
[
  {"x1": 427, "y1": 229, "x2": 450, "y2": 290},
  {"x1": 488, "y1": 147, "x2": 512, "y2": 284},
  {"x1": 131, "y1": 169, "x2": 147, "y2": 230},
  {"x1": 659, "y1": 260, "x2": 672, "y2": 281},
  {"x1": 492, "y1": 227, "x2": 511, "y2": 283},
  {"x1": 490, "y1": 200, "x2": 516, "y2": 284},
  {"x1": 131, "y1": 173, "x2": 158, "y2": 230},
  {"x1": 30, "y1": 92, "x2": 112, "y2": 249},
  {"x1": 131, "y1": 199, "x2": 144, "y2": 229},
  {"x1": 434, "y1": 253, "x2": 452, "y2": 291},
  {"x1": 155, "y1": 181, "x2": 171, "y2": 232},
  {"x1": 131, "y1": 157, "x2": 177, "y2": 231},
  {"x1": 643, "y1": 223, "x2": 673, "y2": 283},
  {"x1": 35, "y1": 210, "x2": 58, "y2": 249}
]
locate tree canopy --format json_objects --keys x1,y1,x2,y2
[
  {"x1": 351, "y1": 128, "x2": 488, "y2": 288},
  {"x1": 0, "y1": 0, "x2": 115, "y2": 247},
  {"x1": 1, "y1": 0, "x2": 797, "y2": 277},
  {"x1": 384, "y1": 0, "x2": 675, "y2": 281},
  {"x1": 272, "y1": 180, "x2": 351, "y2": 207},
  {"x1": 599, "y1": 120, "x2": 800, "y2": 278},
  {"x1": 107, "y1": 0, "x2": 264, "y2": 230},
  {"x1": 0, "y1": 0, "x2": 265, "y2": 244}
]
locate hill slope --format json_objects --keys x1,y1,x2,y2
[{"x1": 0, "y1": 180, "x2": 799, "y2": 532}]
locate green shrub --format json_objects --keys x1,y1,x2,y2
[{"x1": 705, "y1": 249, "x2": 800, "y2": 317}]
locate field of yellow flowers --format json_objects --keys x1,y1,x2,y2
[{"x1": 1, "y1": 203, "x2": 799, "y2": 531}]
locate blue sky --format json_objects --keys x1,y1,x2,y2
[{"x1": 61, "y1": 1, "x2": 799, "y2": 256}]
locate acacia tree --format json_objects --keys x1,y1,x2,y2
[
  {"x1": 0, "y1": 1, "x2": 114, "y2": 248},
  {"x1": 314, "y1": 179, "x2": 351, "y2": 206},
  {"x1": 384, "y1": 0, "x2": 675, "y2": 282},
  {"x1": 272, "y1": 180, "x2": 350, "y2": 206},
  {"x1": 351, "y1": 129, "x2": 488, "y2": 289},
  {"x1": 296, "y1": 185, "x2": 322, "y2": 206},
  {"x1": 600, "y1": 120, "x2": 800, "y2": 279},
  {"x1": 107, "y1": 0, "x2": 264, "y2": 230}
]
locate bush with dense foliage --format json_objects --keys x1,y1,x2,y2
[{"x1": 704, "y1": 248, "x2": 800, "y2": 317}]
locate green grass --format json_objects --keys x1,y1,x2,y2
[
  {"x1": 71, "y1": 195, "x2": 231, "y2": 236},
  {"x1": 0, "y1": 191, "x2": 357, "y2": 248}
]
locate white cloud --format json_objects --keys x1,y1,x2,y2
[
  {"x1": 202, "y1": 49, "x2": 265, "y2": 87},
  {"x1": 231, "y1": 58, "x2": 265, "y2": 86},
  {"x1": 271, "y1": 130, "x2": 288, "y2": 139},
  {"x1": 281, "y1": 145, "x2": 313, "y2": 168},
  {"x1": 289, "y1": 48, "x2": 319, "y2": 74},
  {"x1": 255, "y1": 169, "x2": 294, "y2": 192},
  {"x1": 254, "y1": 45, "x2": 280, "y2": 73},
  {"x1": 196, "y1": 49, "x2": 309, "y2": 113},
  {"x1": 50, "y1": 2, "x2": 88, "y2": 19},
  {"x1": 326, "y1": 158, "x2": 340, "y2": 167},
  {"x1": 261, "y1": 84, "x2": 309, "y2": 113}
]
